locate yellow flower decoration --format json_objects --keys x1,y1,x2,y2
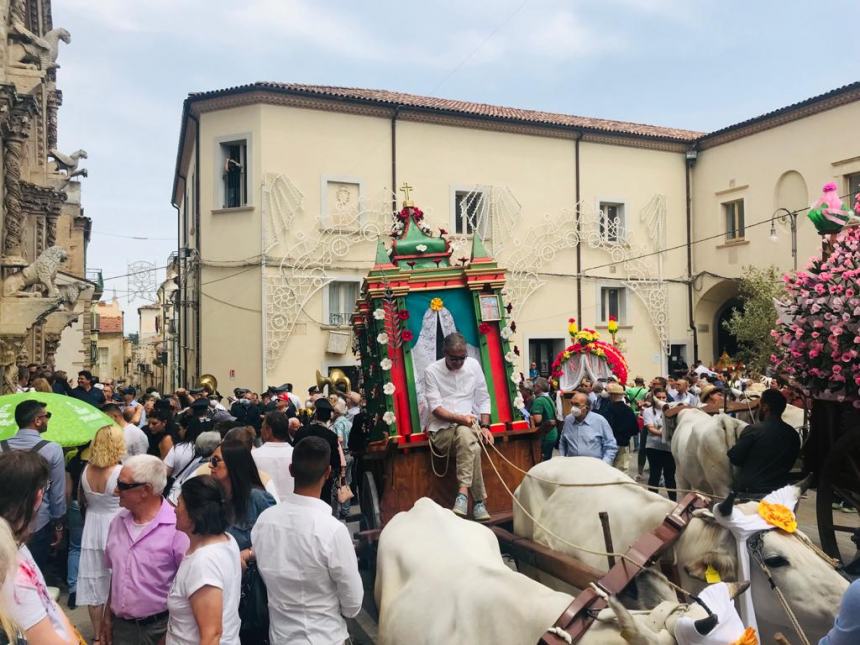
[
  {"x1": 430, "y1": 297, "x2": 444, "y2": 311},
  {"x1": 730, "y1": 627, "x2": 758, "y2": 645},
  {"x1": 607, "y1": 319, "x2": 619, "y2": 334},
  {"x1": 757, "y1": 500, "x2": 797, "y2": 533},
  {"x1": 562, "y1": 351, "x2": 571, "y2": 359}
]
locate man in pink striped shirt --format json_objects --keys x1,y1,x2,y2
[{"x1": 101, "y1": 455, "x2": 189, "y2": 645}]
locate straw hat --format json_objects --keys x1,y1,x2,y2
[{"x1": 607, "y1": 382, "x2": 625, "y2": 395}]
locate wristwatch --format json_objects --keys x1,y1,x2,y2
[{"x1": 479, "y1": 423, "x2": 491, "y2": 430}]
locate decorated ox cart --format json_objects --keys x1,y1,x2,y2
[
  {"x1": 771, "y1": 189, "x2": 860, "y2": 570},
  {"x1": 346, "y1": 189, "x2": 742, "y2": 644},
  {"x1": 350, "y1": 187, "x2": 538, "y2": 531}
]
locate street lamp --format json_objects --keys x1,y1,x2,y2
[{"x1": 770, "y1": 207, "x2": 798, "y2": 271}]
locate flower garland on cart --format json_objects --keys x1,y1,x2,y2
[{"x1": 550, "y1": 318, "x2": 629, "y2": 390}]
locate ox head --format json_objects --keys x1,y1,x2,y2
[{"x1": 682, "y1": 482, "x2": 847, "y2": 640}]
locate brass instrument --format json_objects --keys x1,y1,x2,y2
[
  {"x1": 198, "y1": 373, "x2": 218, "y2": 395},
  {"x1": 315, "y1": 368, "x2": 351, "y2": 395}
]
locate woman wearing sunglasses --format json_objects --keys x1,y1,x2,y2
[
  {"x1": 0, "y1": 451, "x2": 79, "y2": 644},
  {"x1": 208, "y1": 438, "x2": 274, "y2": 642}
]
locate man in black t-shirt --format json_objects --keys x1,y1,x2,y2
[{"x1": 727, "y1": 389, "x2": 800, "y2": 495}]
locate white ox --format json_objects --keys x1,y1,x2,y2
[
  {"x1": 513, "y1": 457, "x2": 847, "y2": 642},
  {"x1": 376, "y1": 497, "x2": 729, "y2": 645},
  {"x1": 670, "y1": 406, "x2": 804, "y2": 498}
]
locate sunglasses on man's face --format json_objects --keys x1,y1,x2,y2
[
  {"x1": 116, "y1": 480, "x2": 146, "y2": 492},
  {"x1": 209, "y1": 456, "x2": 223, "y2": 467},
  {"x1": 36, "y1": 412, "x2": 52, "y2": 420}
]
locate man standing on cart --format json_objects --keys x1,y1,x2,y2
[{"x1": 423, "y1": 332, "x2": 494, "y2": 521}]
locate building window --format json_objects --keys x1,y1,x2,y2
[
  {"x1": 848, "y1": 172, "x2": 860, "y2": 208},
  {"x1": 221, "y1": 141, "x2": 247, "y2": 208},
  {"x1": 600, "y1": 286, "x2": 627, "y2": 323},
  {"x1": 599, "y1": 202, "x2": 625, "y2": 243},
  {"x1": 327, "y1": 281, "x2": 359, "y2": 326},
  {"x1": 453, "y1": 190, "x2": 490, "y2": 238},
  {"x1": 723, "y1": 199, "x2": 745, "y2": 240}
]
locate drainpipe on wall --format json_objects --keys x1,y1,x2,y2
[
  {"x1": 171, "y1": 201, "x2": 182, "y2": 388},
  {"x1": 685, "y1": 147, "x2": 699, "y2": 362},
  {"x1": 391, "y1": 106, "x2": 400, "y2": 212},
  {"x1": 575, "y1": 134, "x2": 582, "y2": 321},
  {"x1": 189, "y1": 112, "x2": 202, "y2": 382}
]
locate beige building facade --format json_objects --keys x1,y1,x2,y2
[{"x1": 171, "y1": 82, "x2": 860, "y2": 392}]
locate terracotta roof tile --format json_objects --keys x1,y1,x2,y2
[
  {"x1": 188, "y1": 82, "x2": 703, "y2": 142},
  {"x1": 99, "y1": 316, "x2": 123, "y2": 334}
]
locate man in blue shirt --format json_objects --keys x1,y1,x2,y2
[
  {"x1": 820, "y1": 578, "x2": 860, "y2": 644},
  {"x1": 0, "y1": 399, "x2": 66, "y2": 571},
  {"x1": 70, "y1": 369, "x2": 105, "y2": 407},
  {"x1": 559, "y1": 392, "x2": 618, "y2": 464}
]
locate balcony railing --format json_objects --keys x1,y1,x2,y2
[
  {"x1": 328, "y1": 312, "x2": 352, "y2": 327},
  {"x1": 86, "y1": 269, "x2": 104, "y2": 299}
]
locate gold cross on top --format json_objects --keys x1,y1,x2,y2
[{"x1": 399, "y1": 181, "x2": 414, "y2": 207}]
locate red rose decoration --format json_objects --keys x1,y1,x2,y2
[
  {"x1": 397, "y1": 310, "x2": 410, "y2": 320},
  {"x1": 478, "y1": 322, "x2": 491, "y2": 334},
  {"x1": 401, "y1": 330, "x2": 414, "y2": 342}
]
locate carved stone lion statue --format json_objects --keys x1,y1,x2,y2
[{"x1": 2, "y1": 246, "x2": 68, "y2": 298}]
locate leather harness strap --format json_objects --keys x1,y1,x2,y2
[{"x1": 540, "y1": 492, "x2": 709, "y2": 645}]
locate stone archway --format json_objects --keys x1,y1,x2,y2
[
  {"x1": 693, "y1": 279, "x2": 740, "y2": 367},
  {"x1": 714, "y1": 297, "x2": 743, "y2": 359}
]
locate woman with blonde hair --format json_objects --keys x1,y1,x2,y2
[
  {"x1": 29, "y1": 378, "x2": 51, "y2": 393},
  {"x1": 0, "y1": 517, "x2": 25, "y2": 644},
  {"x1": 76, "y1": 425, "x2": 125, "y2": 637}
]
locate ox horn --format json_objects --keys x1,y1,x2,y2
[
  {"x1": 693, "y1": 615, "x2": 719, "y2": 636},
  {"x1": 726, "y1": 581, "x2": 750, "y2": 600},
  {"x1": 716, "y1": 491, "x2": 737, "y2": 517},
  {"x1": 795, "y1": 473, "x2": 814, "y2": 495}
]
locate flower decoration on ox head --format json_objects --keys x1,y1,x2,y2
[{"x1": 772, "y1": 226, "x2": 860, "y2": 404}]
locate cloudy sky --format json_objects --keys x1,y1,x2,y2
[{"x1": 52, "y1": 0, "x2": 859, "y2": 331}]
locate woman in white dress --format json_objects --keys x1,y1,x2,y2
[{"x1": 76, "y1": 425, "x2": 125, "y2": 637}]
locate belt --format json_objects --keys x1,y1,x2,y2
[{"x1": 117, "y1": 610, "x2": 168, "y2": 626}]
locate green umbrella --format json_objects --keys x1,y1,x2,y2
[{"x1": 0, "y1": 392, "x2": 114, "y2": 448}]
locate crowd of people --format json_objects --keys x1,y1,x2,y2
[
  {"x1": 0, "y1": 356, "x2": 857, "y2": 644},
  {"x1": 520, "y1": 360, "x2": 805, "y2": 503},
  {"x1": 2, "y1": 367, "x2": 369, "y2": 644}
]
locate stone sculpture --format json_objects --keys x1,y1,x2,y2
[
  {"x1": 48, "y1": 148, "x2": 87, "y2": 179},
  {"x1": 9, "y1": 26, "x2": 70, "y2": 71},
  {"x1": 2, "y1": 246, "x2": 68, "y2": 298}
]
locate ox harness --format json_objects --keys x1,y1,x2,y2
[{"x1": 540, "y1": 492, "x2": 709, "y2": 645}]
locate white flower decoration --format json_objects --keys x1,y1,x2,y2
[
  {"x1": 380, "y1": 358, "x2": 392, "y2": 371},
  {"x1": 500, "y1": 326, "x2": 513, "y2": 339},
  {"x1": 383, "y1": 382, "x2": 396, "y2": 395},
  {"x1": 373, "y1": 309, "x2": 385, "y2": 320},
  {"x1": 511, "y1": 372, "x2": 522, "y2": 384},
  {"x1": 416, "y1": 244, "x2": 428, "y2": 253},
  {"x1": 377, "y1": 332, "x2": 389, "y2": 345},
  {"x1": 513, "y1": 395, "x2": 525, "y2": 409},
  {"x1": 504, "y1": 351, "x2": 516, "y2": 364},
  {"x1": 383, "y1": 410, "x2": 396, "y2": 425}
]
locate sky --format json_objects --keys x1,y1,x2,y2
[{"x1": 52, "y1": 0, "x2": 860, "y2": 332}]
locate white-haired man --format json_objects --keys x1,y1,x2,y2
[
  {"x1": 101, "y1": 455, "x2": 189, "y2": 645},
  {"x1": 423, "y1": 332, "x2": 493, "y2": 521}
]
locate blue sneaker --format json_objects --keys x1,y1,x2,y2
[
  {"x1": 472, "y1": 501, "x2": 491, "y2": 522},
  {"x1": 453, "y1": 493, "x2": 468, "y2": 517}
]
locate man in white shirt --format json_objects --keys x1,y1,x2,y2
[
  {"x1": 252, "y1": 411, "x2": 295, "y2": 502},
  {"x1": 252, "y1": 436, "x2": 363, "y2": 644},
  {"x1": 103, "y1": 403, "x2": 148, "y2": 458},
  {"x1": 423, "y1": 332, "x2": 493, "y2": 521}
]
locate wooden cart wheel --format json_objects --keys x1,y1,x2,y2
[
  {"x1": 816, "y1": 427, "x2": 860, "y2": 564},
  {"x1": 360, "y1": 470, "x2": 382, "y2": 531}
]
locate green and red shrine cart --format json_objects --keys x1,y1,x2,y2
[{"x1": 351, "y1": 190, "x2": 538, "y2": 530}]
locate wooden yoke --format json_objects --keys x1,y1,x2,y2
[{"x1": 540, "y1": 493, "x2": 710, "y2": 645}]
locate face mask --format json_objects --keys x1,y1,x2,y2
[
  {"x1": 570, "y1": 406, "x2": 583, "y2": 418},
  {"x1": 599, "y1": 391, "x2": 610, "y2": 398}
]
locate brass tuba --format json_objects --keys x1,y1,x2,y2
[
  {"x1": 198, "y1": 373, "x2": 218, "y2": 395},
  {"x1": 315, "y1": 368, "x2": 351, "y2": 395}
]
